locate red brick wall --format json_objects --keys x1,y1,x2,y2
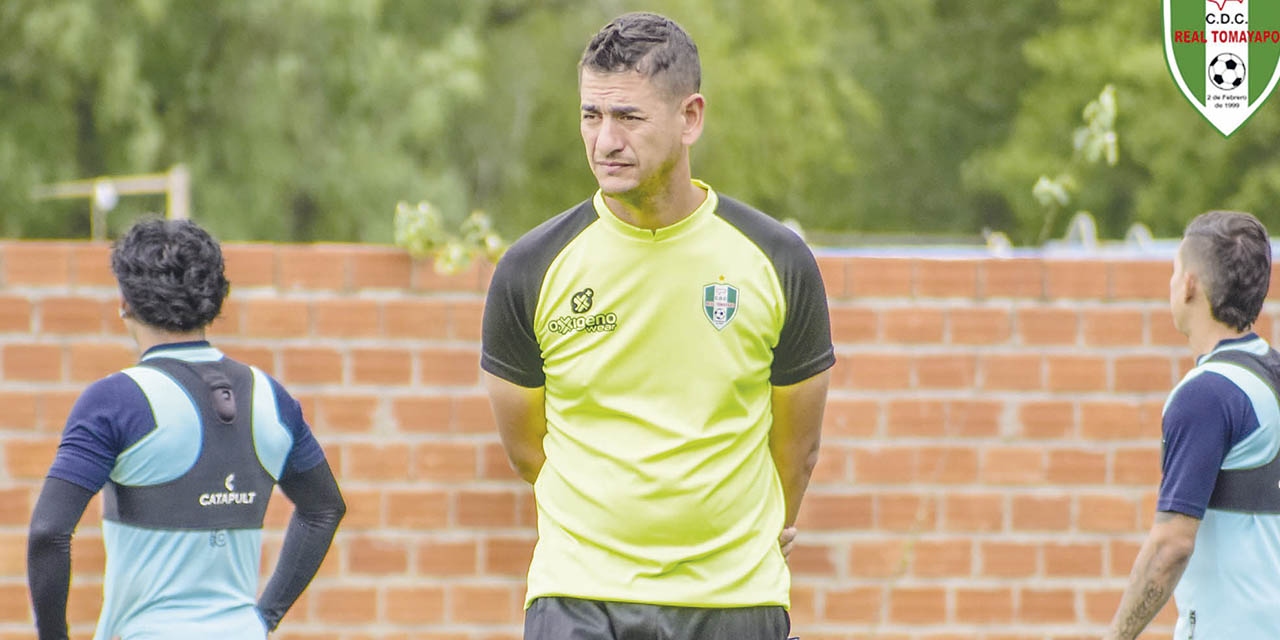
[{"x1": 1, "y1": 241, "x2": 1252, "y2": 640}]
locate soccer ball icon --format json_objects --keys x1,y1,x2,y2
[{"x1": 1209, "y1": 53, "x2": 1246, "y2": 91}]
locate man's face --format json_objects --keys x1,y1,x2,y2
[{"x1": 579, "y1": 70, "x2": 690, "y2": 199}]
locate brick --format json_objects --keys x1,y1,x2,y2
[
  {"x1": 312, "y1": 299, "x2": 380, "y2": 337},
  {"x1": 883, "y1": 308, "x2": 944, "y2": 343},
  {"x1": 846, "y1": 353, "x2": 911, "y2": 390},
  {"x1": 853, "y1": 447, "x2": 915, "y2": 484},
  {"x1": 981, "y1": 354, "x2": 1042, "y2": 391},
  {"x1": 453, "y1": 395, "x2": 496, "y2": 433},
  {"x1": 1114, "y1": 355, "x2": 1173, "y2": 392},
  {"x1": 351, "y1": 348, "x2": 412, "y2": 385},
  {"x1": 413, "y1": 442, "x2": 478, "y2": 481},
  {"x1": 386, "y1": 490, "x2": 449, "y2": 529},
  {"x1": 418, "y1": 540, "x2": 479, "y2": 575},
  {"x1": 1083, "y1": 588, "x2": 1122, "y2": 624},
  {"x1": 810, "y1": 445, "x2": 849, "y2": 484},
  {"x1": 347, "y1": 537, "x2": 410, "y2": 575},
  {"x1": 942, "y1": 494, "x2": 1003, "y2": 532},
  {"x1": 413, "y1": 258, "x2": 487, "y2": 292},
  {"x1": 457, "y1": 490, "x2": 518, "y2": 527},
  {"x1": 822, "y1": 399, "x2": 879, "y2": 437},
  {"x1": 825, "y1": 585, "x2": 882, "y2": 623},
  {"x1": 980, "y1": 542, "x2": 1038, "y2": 577},
  {"x1": 1019, "y1": 587, "x2": 1076, "y2": 623},
  {"x1": 344, "y1": 443, "x2": 410, "y2": 481},
  {"x1": 317, "y1": 396, "x2": 378, "y2": 432},
  {"x1": 878, "y1": 492, "x2": 937, "y2": 532},
  {"x1": 981, "y1": 447, "x2": 1044, "y2": 485},
  {"x1": 349, "y1": 248, "x2": 412, "y2": 289},
  {"x1": 481, "y1": 442, "x2": 520, "y2": 480},
  {"x1": 954, "y1": 588, "x2": 1014, "y2": 624},
  {"x1": 797, "y1": 494, "x2": 873, "y2": 529},
  {"x1": 1082, "y1": 309, "x2": 1144, "y2": 346},
  {"x1": 420, "y1": 348, "x2": 480, "y2": 386},
  {"x1": 1078, "y1": 495, "x2": 1138, "y2": 532},
  {"x1": 917, "y1": 259, "x2": 978, "y2": 298},
  {"x1": 68, "y1": 342, "x2": 134, "y2": 382},
  {"x1": 888, "y1": 586, "x2": 946, "y2": 624},
  {"x1": 0, "y1": 295, "x2": 33, "y2": 331},
  {"x1": 950, "y1": 308, "x2": 1011, "y2": 344},
  {"x1": 1109, "y1": 540, "x2": 1143, "y2": 576},
  {"x1": 450, "y1": 584, "x2": 517, "y2": 623},
  {"x1": 393, "y1": 396, "x2": 452, "y2": 432},
  {"x1": 40, "y1": 296, "x2": 102, "y2": 333},
  {"x1": 385, "y1": 586, "x2": 445, "y2": 624},
  {"x1": 1011, "y1": 495, "x2": 1071, "y2": 531},
  {"x1": 886, "y1": 401, "x2": 946, "y2": 437},
  {"x1": 279, "y1": 246, "x2": 348, "y2": 290},
  {"x1": 787, "y1": 543, "x2": 837, "y2": 577},
  {"x1": 1017, "y1": 308, "x2": 1078, "y2": 345},
  {"x1": 848, "y1": 258, "x2": 913, "y2": 297},
  {"x1": 913, "y1": 354, "x2": 976, "y2": 389},
  {"x1": 1018, "y1": 401, "x2": 1073, "y2": 439},
  {"x1": 38, "y1": 390, "x2": 79, "y2": 431},
  {"x1": 1047, "y1": 355, "x2": 1108, "y2": 392},
  {"x1": 69, "y1": 243, "x2": 114, "y2": 286},
  {"x1": 5, "y1": 438, "x2": 58, "y2": 478},
  {"x1": 917, "y1": 447, "x2": 979, "y2": 483},
  {"x1": 1044, "y1": 542, "x2": 1104, "y2": 576},
  {"x1": 222, "y1": 244, "x2": 277, "y2": 287},
  {"x1": 4, "y1": 243, "x2": 72, "y2": 285},
  {"x1": 0, "y1": 583, "x2": 33, "y2": 622},
  {"x1": 3, "y1": 344, "x2": 62, "y2": 381},
  {"x1": 281, "y1": 347, "x2": 344, "y2": 385},
  {"x1": 1111, "y1": 261, "x2": 1170, "y2": 300},
  {"x1": 207, "y1": 299, "x2": 241, "y2": 336},
  {"x1": 451, "y1": 300, "x2": 485, "y2": 341},
  {"x1": 243, "y1": 299, "x2": 309, "y2": 337},
  {"x1": 912, "y1": 539, "x2": 971, "y2": 577},
  {"x1": 484, "y1": 536, "x2": 536, "y2": 576},
  {"x1": 1046, "y1": 449, "x2": 1107, "y2": 484},
  {"x1": 816, "y1": 256, "x2": 848, "y2": 299},
  {"x1": 829, "y1": 305, "x2": 877, "y2": 343},
  {"x1": 849, "y1": 539, "x2": 908, "y2": 577},
  {"x1": 1114, "y1": 447, "x2": 1160, "y2": 485},
  {"x1": 1148, "y1": 308, "x2": 1184, "y2": 345},
  {"x1": 949, "y1": 400, "x2": 1000, "y2": 437},
  {"x1": 1079, "y1": 401, "x2": 1149, "y2": 440},
  {"x1": 1046, "y1": 260, "x2": 1108, "y2": 298},
  {"x1": 219, "y1": 345, "x2": 274, "y2": 371},
  {"x1": 0, "y1": 488, "x2": 31, "y2": 525},
  {"x1": 313, "y1": 587, "x2": 377, "y2": 623},
  {"x1": 982, "y1": 258, "x2": 1043, "y2": 298},
  {"x1": 0, "y1": 392, "x2": 39, "y2": 429}
]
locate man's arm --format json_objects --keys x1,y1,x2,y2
[
  {"x1": 256, "y1": 460, "x2": 345, "y2": 631},
  {"x1": 1103, "y1": 511, "x2": 1199, "y2": 640},
  {"x1": 485, "y1": 372, "x2": 548, "y2": 485},
  {"x1": 770, "y1": 369, "x2": 830, "y2": 530},
  {"x1": 28, "y1": 477, "x2": 95, "y2": 640}
]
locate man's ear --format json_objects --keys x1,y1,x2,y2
[
  {"x1": 1183, "y1": 271, "x2": 1200, "y2": 303},
  {"x1": 680, "y1": 92, "x2": 705, "y2": 146}
]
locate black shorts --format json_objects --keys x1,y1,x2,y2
[{"x1": 524, "y1": 596, "x2": 792, "y2": 640}]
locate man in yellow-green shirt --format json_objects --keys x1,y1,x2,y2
[{"x1": 481, "y1": 12, "x2": 834, "y2": 639}]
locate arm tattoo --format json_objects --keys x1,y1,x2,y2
[{"x1": 1117, "y1": 581, "x2": 1169, "y2": 638}]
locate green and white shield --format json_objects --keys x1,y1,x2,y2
[
  {"x1": 1164, "y1": 0, "x2": 1280, "y2": 136},
  {"x1": 703, "y1": 283, "x2": 739, "y2": 330}
]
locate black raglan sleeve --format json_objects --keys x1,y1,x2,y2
[
  {"x1": 481, "y1": 201, "x2": 597, "y2": 388},
  {"x1": 769, "y1": 236, "x2": 835, "y2": 386}
]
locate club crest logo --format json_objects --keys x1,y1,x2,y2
[
  {"x1": 1164, "y1": 0, "x2": 1280, "y2": 136},
  {"x1": 703, "y1": 282, "x2": 739, "y2": 331}
]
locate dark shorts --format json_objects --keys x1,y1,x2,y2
[{"x1": 524, "y1": 596, "x2": 792, "y2": 640}]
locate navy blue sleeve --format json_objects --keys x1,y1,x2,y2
[
  {"x1": 1157, "y1": 371, "x2": 1258, "y2": 518},
  {"x1": 47, "y1": 373, "x2": 155, "y2": 493},
  {"x1": 269, "y1": 377, "x2": 327, "y2": 479}
]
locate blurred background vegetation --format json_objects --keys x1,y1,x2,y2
[{"x1": 2, "y1": 0, "x2": 1278, "y2": 245}]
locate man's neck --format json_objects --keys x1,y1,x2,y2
[
  {"x1": 603, "y1": 165, "x2": 705, "y2": 231},
  {"x1": 1189, "y1": 321, "x2": 1252, "y2": 360},
  {"x1": 133, "y1": 327, "x2": 208, "y2": 358}
]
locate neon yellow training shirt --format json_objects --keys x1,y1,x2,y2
[{"x1": 481, "y1": 181, "x2": 834, "y2": 608}]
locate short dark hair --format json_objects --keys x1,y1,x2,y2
[
  {"x1": 111, "y1": 218, "x2": 230, "y2": 332},
  {"x1": 579, "y1": 12, "x2": 700, "y2": 98},
  {"x1": 1182, "y1": 210, "x2": 1272, "y2": 332}
]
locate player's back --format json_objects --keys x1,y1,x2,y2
[{"x1": 93, "y1": 343, "x2": 295, "y2": 640}]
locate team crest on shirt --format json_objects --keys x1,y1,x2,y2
[{"x1": 703, "y1": 282, "x2": 739, "y2": 330}]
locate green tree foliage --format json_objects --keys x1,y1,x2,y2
[{"x1": 3, "y1": 0, "x2": 1277, "y2": 243}]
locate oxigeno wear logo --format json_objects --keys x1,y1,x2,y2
[
  {"x1": 1164, "y1": 0, "x2": 1280, "y2": 136},
  {"x1": 199, "y1": 473, "x2": 258, "y2": 507},
  {"x1": 703, "y1": 282, "x2": 739, "y2": 330},
  {"x1": 548, "y1": 312, "x2": 618, "y2": 334}
]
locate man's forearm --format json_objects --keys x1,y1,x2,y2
[
  {"x1": 258, "y1": 462, "x2": 345, "y2": 630},
  {"x1": 770, "y1": 441, "x2": 819, "y2": 527},
  {"x1": 28, "y1": 478, "x2": 94, "y2": 640},
  {"x1": 1105, "y1": 521, "x2": 1194, "y2": 640}
]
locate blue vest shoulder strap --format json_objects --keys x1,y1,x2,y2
[{"x1": 1203, "y1": 348, "x2": 1280, "y2": 514}]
